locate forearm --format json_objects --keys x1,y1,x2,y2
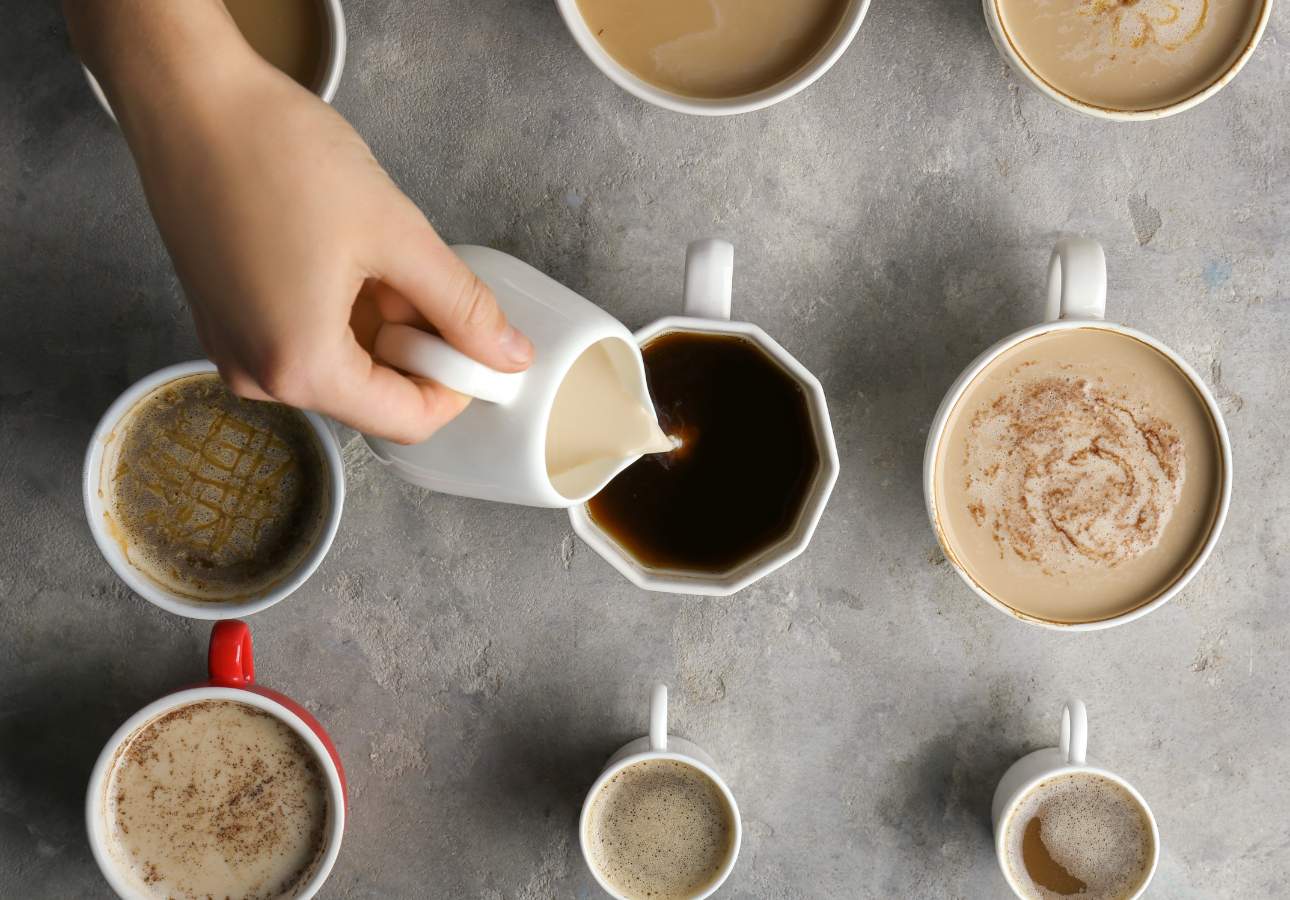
[{"x1": 63, "y1": 0, "x2": 259, "y2": 137}]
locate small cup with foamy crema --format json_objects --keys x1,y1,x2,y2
[
  {"x1": 86, "y1": 620, "x2": 348, "y2": 900},
  {"x1": 924, "y1": 236, "x2": 1230, "y2": 629},
  {"x1": 579, "y1": 684, "x2": 742, "y2": 900}
]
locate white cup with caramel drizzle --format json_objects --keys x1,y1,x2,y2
[{"x1": 83, "y1": 360, "x2": 345, "y2": 619}]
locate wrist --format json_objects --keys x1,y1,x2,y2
[{"x1": 65, "y1": 0, "x2": 262, "y2": 126}]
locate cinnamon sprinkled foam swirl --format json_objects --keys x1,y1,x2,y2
[{"x1": 964, "y1": 374, "x2": 1185, "y2": 574}]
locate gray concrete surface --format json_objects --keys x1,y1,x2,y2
[{"x1": 2, "y1": 1, "x2": 1288, "y2": 897}]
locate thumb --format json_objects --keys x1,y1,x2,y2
[{"x1": 375, "y1": 223, "x2": 533, "y2": 373}]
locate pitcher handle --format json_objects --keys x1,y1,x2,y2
[
  {"x1": 684, "y1": 239, "x2": 733, "y2": 321},
  {"x1": 374, "y1": 323, "x2": 525, "y2": 405},
  {"x1": 1046, "y1": 236, "x2": 1106, "y2": 322}
]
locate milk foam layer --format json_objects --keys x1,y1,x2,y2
[
  {"x1": 106, "y1": 700, "x2": 329, "y2": 899},
  {"x1": 1005, "y1": 772, "x2": 1154, "y2": 900},
  {"x1": 964, "y1": 373, "x2": 1184, "y2": 573},
  {"x1": 586, "y1": 759, "x2": 735, "y2": 900},
  {"x1": 934, "y1": 328, "x2": 1223, "y2": 624},
  {"x1": 996, "y1": 0, "x2": 1265, "y2": 111}
]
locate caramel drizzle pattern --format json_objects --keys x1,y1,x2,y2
[
  {"x1": 1084, "y1": 0, "x2": 1210, "y2": 51},
  {"x1": 127, "y1": 409, "x2": 297, "y2": 556}
]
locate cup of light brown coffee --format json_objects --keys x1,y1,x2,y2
[
  {"x1": 580, "y1": 684, "x2": 741, "y2": 900},
  {"x1": 555, "y1": 0, "x2": 872, "y2": 115},
  {"x1": 983, "y1": 0, "x2": 1273, "y2": 119},
  {"x1": 924, "y1": 236, "x2": 1231, "y2": 629},
  {"x1": 86, "y1": 620, "x2": 347, "y2": 900},
  {"x1": 83, "y1": 360, "x2": 345, "y2": 619},
  {"x1": 992, "y1": 701, "x2": 1160, "y2": 900},
  {"x1": 84, "y1": 0, "x2": 347, "y2": 118}
]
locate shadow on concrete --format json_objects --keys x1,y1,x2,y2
[{"x1": 0, "y1": 642, "x2": 199, "y2": 870}]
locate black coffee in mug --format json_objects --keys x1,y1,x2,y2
[{"x1": 587, "y1": 331, "x2": 819, "y2": 573}]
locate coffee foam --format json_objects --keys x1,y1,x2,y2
[
  {"x1": 106, "y1": 700, "x2": 329, "y2": 899},
  {"x1": 585, "y1": 759, "x2": 735, "y2": 900},
  {"x1": 996, "y1": 0, "x2": 1265, "y2": 111},
  {"x1": 1005, "y1": 772, "x2": 1153, "y2": 900},
  {"x1": 963, "y1": 372, "x2": 1184, "y2": 574},
  {"x1": 107, "y1": 374, "x2": 329, "y2": 602},
  {"x1": 1073, "y1": 1, "x2": 1212, "y2": 60}
]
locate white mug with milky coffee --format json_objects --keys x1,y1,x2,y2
[
  {"x1": 924, "y1": 236, "x2": 1232, "y2": 630},
  {"x1": 982, "y1": 0, "x2": 1274, "y2": 120},
  {"x1": 555, "y1": 0, "x2": 871, "y2": 115},
  {"x1": 579, "y1": 684, "x2": 742, "y2": 900},
  {"x1": 992, "y1": 701, "x2": 1160, "y2": 900}
]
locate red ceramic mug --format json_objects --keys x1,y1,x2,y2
[{"x1": 86, "y1": 621, "x2": 347, "y2": 899}]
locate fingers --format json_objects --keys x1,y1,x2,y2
[
  {"x1": 373, "y1": 224, "x2": 534, "y2": 373},
  {"x1": 292, "y1": 332, "x2": 470, "y2": 444}
]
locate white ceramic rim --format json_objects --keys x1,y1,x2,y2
[
  {"x1": 578, "y1": 749, "x2": 743, "y2": 900},
  {"x1": 923, "y1": 319, "x2": 1233, "y2": 631},
  {"x1": 85, "y1": 686, "x2": 346, "y2": 900},
  {"x1": 982, "y1": 0, "x2": 1274, "y2": 121},
  {"x1": 994, "y1": 764, "x2": 1161, "y2": 900},
  {"x1": 82, "y1": 360, "x2": 346, "y2": 620},
  {"x1": 569, "y1": 315, "x2": 841, "y2": 596},
  {"x1": 554, "y1": 0, "x2": 872, "y2": 116},
  {"x1": 82, "y1": 0, "x2": 348, "y2": 119}
]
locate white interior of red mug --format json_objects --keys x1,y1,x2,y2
[{"x1": 85, "y1": 686, "x2": 346, "y2": 900}]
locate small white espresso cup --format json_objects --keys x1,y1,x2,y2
[
  {"x1": 83, "y1": 0, "x2": 347, "y2": 118},
  {"x1": 83, "y1": 360, "x2": 345, "y2": 620},
  {"x1": 992, "y1": 701, "x2": 1160, "y2": 900},
  {"x1": 982, "y1": 0, "x2": 1274, "y2": 120},
  {"x1": 568, "y1": 239, "x2": 841, "y2": 596},
  {"x1": 554, "y1": 0, "x2": 872, "y2": 116},
  {"x1": 923, "y1": 236, "x2": 1232, "y2": 630},
  {"x1": 580, "y1": 684, "x2": 742, "y2": 900}
]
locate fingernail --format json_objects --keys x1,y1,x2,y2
[{"x1": 499, "y1": 325, "x2": 534, "y2": 366}]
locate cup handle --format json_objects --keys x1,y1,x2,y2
[
  {"x1": 1045, "y1": 236, "x2": 1106, "y2": 322},
  {"x1": 1060, "y1": 700, "x2": 1088, "y2": 766},
  {"x1": 650, "y1": 683, "x2": 668, "y2": 752},
  {"x1": 683, "y1": 239, "x2": 733, "y2": 321},
  {"x1": 374, "y1": 323, "x2": 525, "y2": 405},
  {"x1": 209, "y1": 620, "x2": 255, "y2": 686}
]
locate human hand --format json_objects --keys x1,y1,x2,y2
[{"x1": 66, "y1": 0, "x2": 532, "y2": 443}]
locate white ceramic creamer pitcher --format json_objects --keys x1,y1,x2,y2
[{"x1": 366, "y1": 246, "x2": 660, "y2": 507}]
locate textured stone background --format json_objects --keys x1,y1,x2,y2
[{"x1": 1, "y1": 1, "x2": 1288, "y2": 897}]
